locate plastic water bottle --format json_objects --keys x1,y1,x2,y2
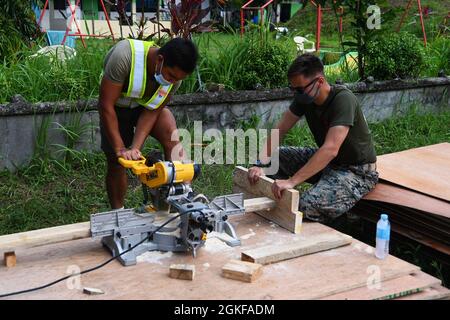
[{"x1": 375, "y1": 213, "x2": 390, "y2": 259}]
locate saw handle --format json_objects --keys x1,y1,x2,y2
[{"x1": 118, "y1": 156, "x2": 147, "y2": 169}]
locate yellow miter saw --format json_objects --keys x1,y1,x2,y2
[{"x1": 90, "y1": 157, "x2": 244, "y2": 266}]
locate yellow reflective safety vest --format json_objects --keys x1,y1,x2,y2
[{"x1": 117, "y1": 39, "x2": 173, "y2": 110}]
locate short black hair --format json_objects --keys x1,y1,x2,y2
[
  {"x1": 287, "y1": 53, "x2": 324, "y2": 79},
  {"x1": 159, "y1": 38, "x2": 198, "y2": 74}
]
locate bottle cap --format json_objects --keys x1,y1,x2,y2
[{"x1": 381, "y1": 214, "x2": 388, "y2": 221}]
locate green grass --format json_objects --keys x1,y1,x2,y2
[{"x1": 0, "y1": 108, "x2": 449, "y2": 236}]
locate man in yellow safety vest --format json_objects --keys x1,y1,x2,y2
[{"x1": 98, "y1": 38, "x2": 198, "y2": 209}]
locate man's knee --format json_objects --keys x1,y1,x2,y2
[
  {"x1": 106, "y1": 155, "x2": 125, "y2": 174},
  {"x1": 299, "y1": 191, "x2": 349, "y2": 222}
]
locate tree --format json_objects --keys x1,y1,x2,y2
[{"x1": 300, "y1": 0, "x2": 393, "y2": 80}]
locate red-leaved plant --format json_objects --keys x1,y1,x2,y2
[{"x1": 168, "y1": 0, "x2": 216, "y2": 39}]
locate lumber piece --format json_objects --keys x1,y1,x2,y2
[
  {"x1": 4, "y1": 251, "x2": 16, "y2": 267},
  {"x1": 244, "y1": 197, "x2": 276, "y2": 213},
  {"x1": 83, "y1": 287, "x2": 105, "y2": 295},
  {"x1": 0, "y1": 222, "x2": 90, "y2": 253},
  {"x1": 169, "y1": 264, "x2": 195, "y2": 281},
  {"x1": 222, "y1": 259, "x2": 262, "y2": 283},
  {"x1": 241, "y1": 232, "x2": 352, "y2": 265},
  {"x1": 233, "y1": 166, "x2": 303, "y2": 234}
]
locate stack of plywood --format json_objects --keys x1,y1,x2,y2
[{"x1": 356, "y1": 143, "x2": 450, "y2": 256}]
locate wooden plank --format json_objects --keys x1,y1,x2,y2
[
  {"x1": 0, "y1": 222, "x2": 90, "y2": 253},
  {"x1": 4, "y1": 251, "x2": 16, "y2": 268},
  {"x1": 0, "y1": 214, "x2": 420, "y2": 300},
  {"x1": 221, "y1": 260, "x2": 263, "y2": 283},
  {"x1": 233, "y1": 166, "x2": 303, "y2": 234},
  {"x1": 241, "y1": 233, "x2": 352, "y2": 265},
  {"x1": 377, "y1": 143, "x2": 450, "y2": 202},
  {"x1": 363, "y1": 182, "x2": 450, "y2": 218},
  {"x1": 396, "y1": 285, "x2": 450, "y2": 300},
  {"x1": 244, "y1": 197, "x2": 276, "y2": 213},
  {"x1": 169, "y1": 264, "x2": 195, "y2": 281},
  {"x1": 321, "y1": 272, "x2": 441, "y2": 300}
]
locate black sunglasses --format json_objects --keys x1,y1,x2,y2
[{"x1": 289, "y1": 77, "x2": 320, "y2": 94}]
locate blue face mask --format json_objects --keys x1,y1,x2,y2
[{"x1": 154, "y1": 59, "x2": 172, "y2": 86}]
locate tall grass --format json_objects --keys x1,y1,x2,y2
[{"x1": 0, "y1": 38, "x2": 113, "y2": 103}]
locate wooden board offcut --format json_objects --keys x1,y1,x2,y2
[
  {"x1": 221, "y1": 260, "x2": 262, "y2": 283},
  {"x1": 169, "y1": 264, "x2": 195, "y2": 281},
  {"x1": 241, "y1": 232, "x2": 352, "y2": 265},
  {"x1": 233, "y1": 166, "x2": 303, "y2": 234},
  {"x1": 377, "y1": 143, "x2": 450, "y2": 202},
  {"x1": 0, "y1": 214, "x2": 421, "y2": 300}
]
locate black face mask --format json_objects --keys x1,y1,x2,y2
[{"x1": 290, "y1": 78, "x2": 321, "y2": 104}]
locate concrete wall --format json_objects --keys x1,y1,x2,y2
[{"x1": 0, "y1": 77, "x2": 449, "y2": 171}]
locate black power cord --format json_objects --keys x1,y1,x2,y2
[{"x1": 0, "y1": 208, "x2": 199, "y2": 298}]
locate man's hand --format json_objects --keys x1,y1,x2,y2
[
  {"x1": 117, "y1": 148, "x2": 142, "y2": 160},
  {"x1": 248, "y1": 166, "x2": 265, "y2": 184},
  {"x1": 272, "y1": 179, "x2": 296, "y2": 200}
]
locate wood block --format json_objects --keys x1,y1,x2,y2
[
  {"x1": 4, "y1": 251, "x2": 16, "y2": 267},
  {"x1": 233, "y1": 166, "x2": 303, "y2": 234},
  {"x1": 83, "y1": 287, "x2": 105, "y2": 295},
  {"x1": 241, "y1": 233, "x2": 352, "y2": 265},
  {"x1": 222, "y1": 259, "x2": 262, "y2": 283},
  {"x1": 169, "y1": 264, "x2": 195, "y2": 281}
]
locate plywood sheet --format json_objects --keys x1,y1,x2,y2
[
  {"x1": 377, "y1": 143, "x2": 450, "y2": 202},
  {"x1": 363, "y1": 182, "x2": 450, "y2": 218}
]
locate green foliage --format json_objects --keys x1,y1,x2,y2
[
  {"x1": 179, "y1": 26, "x2": 296, "y2": 93},
  {"x1": 0, "y1": 0, "x2": 43, "y2": 62},
  {"x1": 237, "y1": 38, "x2": 292, "y2": 90},
  {"x1": 424, "y1": 36, "x2": 450, "y2": 76},
  {"x1": 365, "y1": 32, "x2": 425, "y2": 80},
  {"x1": 0, "y1": 39, "x2": 113, "y2": 103}
]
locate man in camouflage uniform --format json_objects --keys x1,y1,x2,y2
[{"x1": 248, "y1": 54, "x2": 378, "y2": 223}]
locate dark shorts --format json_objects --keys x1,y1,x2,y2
[{"x1": 100, "y1": 106, "x2": 143, "y2": 156}]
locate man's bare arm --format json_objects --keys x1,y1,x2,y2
[{"x1": 98, "y1": 77, "x2": 125, "y2": 156}]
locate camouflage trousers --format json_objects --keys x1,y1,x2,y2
[{"x1": 269, "y1": 146, "x2": 379, "y2": 223}]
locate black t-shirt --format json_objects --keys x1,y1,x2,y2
[{"x1": 289, "y1": 86, "x2": 377, "y2": 165}]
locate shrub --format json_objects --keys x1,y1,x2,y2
[
  {"x1": 0, "y1": 0, "x2": 43, "y2": 62},
  {"x1": 365, "y1": 32, "x2": 425, "y2": 80},
  {"x1": 425, "y1": 36, "x2": 450, "y2": 76},
  {"x1": 236, "y1": 36, "x2": 293, "y2": 90}
]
